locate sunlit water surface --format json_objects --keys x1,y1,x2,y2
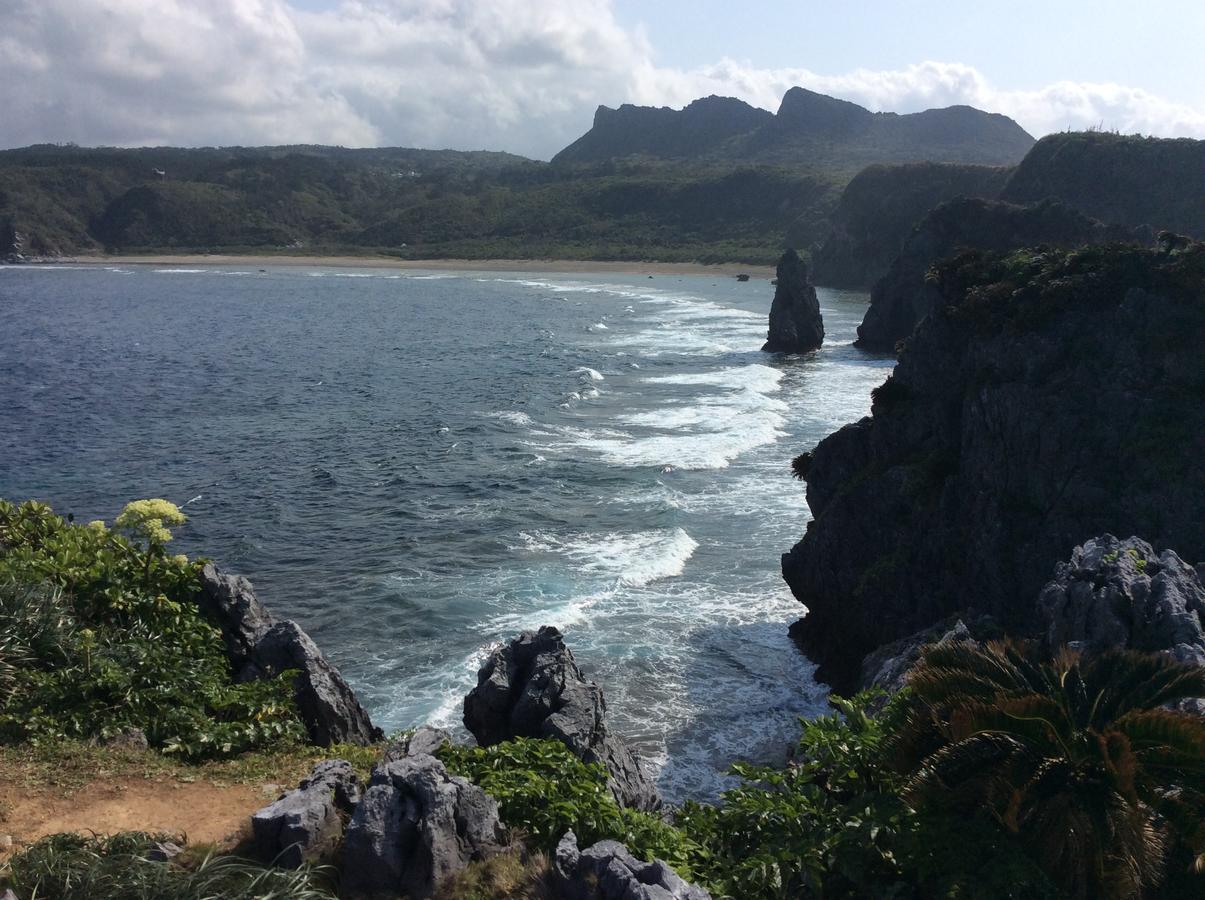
[{"x1": 0, "y1": 263, "x2": 891, "y2": 800}]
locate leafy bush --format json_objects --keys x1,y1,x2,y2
[
  {"x1": 440, "y1": 700, "x2": 1052, "y2": 900},
  {"x1": 3, "y1": 831, "x2": 336, "y2": 900},
  {"x1": 0, "y1": 499, "x2": 304, "y2": 758},
  {"x1": 437, "y1": 737, "x2": 704, "y2": 883},
  {"x1": 674, "y1": 693, "x2": 1050, "y2": 899}
]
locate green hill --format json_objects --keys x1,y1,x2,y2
[{"x1": 1000, "y1": 132, "x2": 1205, "y2": 237}]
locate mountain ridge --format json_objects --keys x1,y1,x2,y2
[{"x1": 554, "y1": 87, "x2": 1035, "y2": 170}]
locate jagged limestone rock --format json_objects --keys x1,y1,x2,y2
[
  {"x1": 858, "y1": 618, "x2": 982, "y2": 694},
  {"x1": 464, "y1": 626, "x2": 660, "y2": 811},
  {"x1": 553, "y1": 831, "x2": 712, "y2": 900},
  {"x1": 382, "y1": 724, "x2": 453, "y2": 763},
  {"x1": 1038, "y1": 535, "x2": 1205, "y2": 667},
  {"x1": 341, "y1": 754, "x2": 505, "y2": 899},
  {"x1": 198, "y1": 564, "x2": 381, "y2": 745},
  {"x1": 252, "y1": 759, "x2": 361, "y2": 868}
]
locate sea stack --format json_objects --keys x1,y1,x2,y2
[{"x1": 762, "y1": 249, "x2": 824, "y2": 353}]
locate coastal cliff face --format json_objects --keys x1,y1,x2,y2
[
  {"x1": 785, "y1": 242, "x2": 1205, "y2": 693},
  {"x1": 855, "y1": 197, "x2": 1145, "y2": 351},
  {"x1": 808, "y1": 162, "x2": 1010, "y2": 289}
]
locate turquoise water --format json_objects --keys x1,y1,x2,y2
[{"x1": 0, "y1": 262, "x2": 891, "y2": 800}]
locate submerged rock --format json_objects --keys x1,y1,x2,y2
[
  {"x1": 341, "y1": 754, "x2": 505, "y2": 899},
  {"x1": 762, "y1": 249, "x2": 824, "y2": 353},
  {"x1": 1038, "y1": 535, "x2": 1205, "y2": 667},
  {"x1": 198, "y1": 564, "x2": 381, "y2": 745},
  {"x1": 463, "y1": 626, "x2": 660, "y2": 811},
  {"x1": 252, "y1": 759, "x2": 361, "y2": 868},
  {"x1": 553, "y1": 831, "x2": 712, "y2": 900}
]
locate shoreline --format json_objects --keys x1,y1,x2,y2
[{"x1": 42, "y1": 254, "x2": 777, "y2": 278}]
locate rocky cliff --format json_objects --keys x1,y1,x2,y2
[
  {"x1": 555, "y1": 87, "x2": 1033, "y2": 171},
  {"x1": 808, "y1": 162, "x2": 1011, "y2": 289},
  {"x1": 552, "y1": 96, "x2": 773, "y2": 164},
  {"x1": 1001, "y1": 132, "x2": 1205, "y2": 238},
  {"x1": 784, "y1": 241, "x2": 1205, "y2": 693},
  {"x1": 855, "y1": 197, "x2": 1146, "y2": 351}
]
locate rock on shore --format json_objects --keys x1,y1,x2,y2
[
  {"x1": 252, "y1": 759, "x2": 361, "y2": 868},
  {"x1": 342, "y1": 753, "x2": 506, "y2": 899},
  {"x1": 464, "y1": 626, "x2": 661, "y2": 811},
  {"x1": 554, "y1": 831, "x2": 712, "y2": 900},
  {"x1": 198, "y1": 564, "x2": 381, "y2": 745}
]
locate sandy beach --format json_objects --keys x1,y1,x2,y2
[{"x1": 57, "y1": 254, "x2": 776, "y2": 279}]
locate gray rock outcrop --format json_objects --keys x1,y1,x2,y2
[
  {"x1": 762, "y1": 249, "x2": 824, "y2": 353},
  {"x1": 198, "y1": 564, "x2": 381, "y2": 745},
  {"x1": 858, "y1": 618, "x2": 983, "y2": 694},
  {"x1": 382, "y1": 724, "x2": 453, "y2": 764},
  {"x1": 553, "y1": 831, "x2": 711, "y2": 900},
  {"x1": 251, "y1": 759, "x2": 361, "y2": 868},
  {"x1": 463, "y1": 626, "x2": 660, "y2": 811},
  {"x1": 1038, "y1": 535, "x2": 1205, "y2": 667},
  {"x1": 341, "y1": 754, "x2": 505, "y2": 899}
]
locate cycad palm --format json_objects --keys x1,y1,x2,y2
[{"x1": 893, "y1": 640, "x2": 1205, "y2": 899}]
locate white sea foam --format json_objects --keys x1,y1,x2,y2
[
  {"x1": 489, "y1": 410, "x2": 535, "y2": 427},
  {"x1": 645, "y1": 364, "x2": 783, "y2": 393},
  {"x1": 520, "y1": 527, "x2": 699, "y2": 587},
  {"x1": 571, "y1": 366, "x2": 605, "y2": 382},
  {"x1": 566, "y1": 413, "x2": 785, "y2": 470},
  {"x1": 153, "y1": 268, "x2": 207, "y2": 273}
]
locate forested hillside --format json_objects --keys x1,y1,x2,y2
[{"x1": 0, "y1": 144, "x2": 839, "y2": 263}]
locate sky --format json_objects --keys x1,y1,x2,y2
[{"x1": 2, "y1": 0, "x2": 1203, "y2": 159}]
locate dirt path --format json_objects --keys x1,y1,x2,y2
[{"x1": 0, "y1": 776, "x2": 273, "y2": 860}]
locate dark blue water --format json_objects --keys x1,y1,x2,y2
[{"x1": 0, "y1": 262, "x2": 891, "y2": 799}]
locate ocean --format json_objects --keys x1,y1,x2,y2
[{"x1": 0, "y1": 262, "x2": 892, "y2": 800}]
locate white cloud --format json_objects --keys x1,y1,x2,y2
[{"x1": 1, "y1": 0, "x2": 1202, "y2": 157}]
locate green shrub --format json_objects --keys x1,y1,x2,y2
[
  {"x1": 437, "y1": 737, "x2": 704, "y2": 883},
  {"x1": 436, "y1": 697, "x2": 1060, "y2": 899},
  {"x1": 674, "y1": 692, "x2": 1055, "y2": 899},
  {"x1": 0, "y1": 499, "x2": 304, "y2": 758},
  {"x1": 3, "y1": 831, "x2": 336, "y2": 900}
]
